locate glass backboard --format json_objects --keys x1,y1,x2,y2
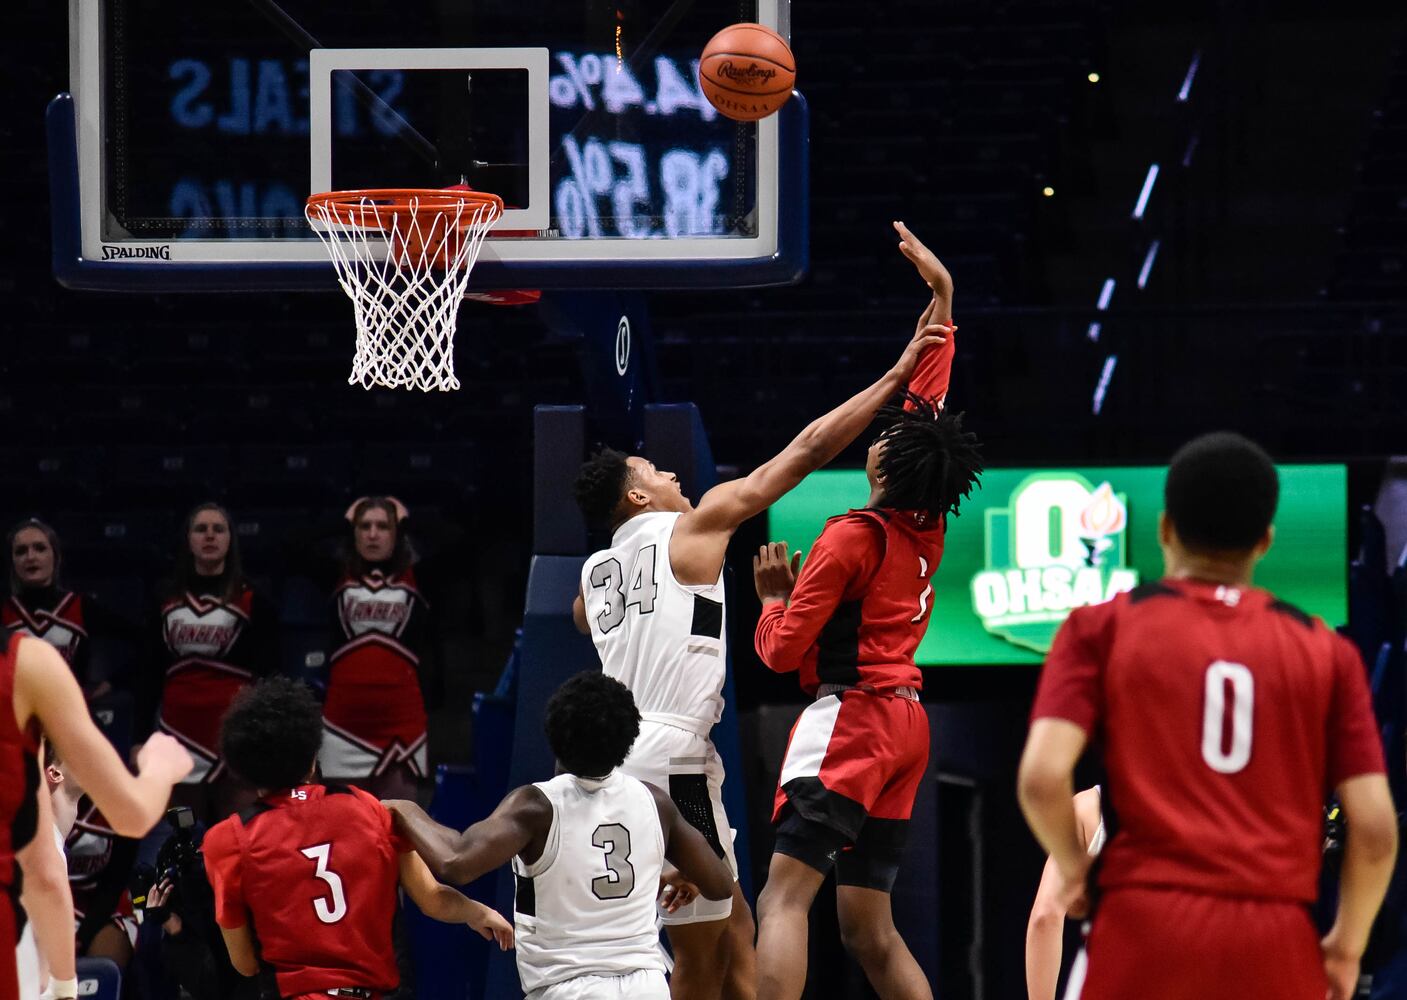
[{"x1": 54, "y1": 0, "x2": 805, "y2": 290}]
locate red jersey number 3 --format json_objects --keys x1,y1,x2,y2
[{"x1": 301, "y1": 842, "x2": 349, "y2": 924}]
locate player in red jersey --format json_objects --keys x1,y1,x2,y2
[
  {"x1": 749, "y1": 224, "x2": 983, "y2": 1000},
  {"x1": 203, "y1": 677, "x2": 511, "y2": 1000},
  {"x1": 3, "y1": 634, "x2": 192, "y2": 1000},
  {"x1": 1018, "y1": 432, "x2": 1398, "y2": 1000}
]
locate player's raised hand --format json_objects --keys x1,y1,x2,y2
[
  {"x1": 889, "y1": 300, "x2": 953, "y2": 385},
  {"x1": 894, "y1": 220, "x2": 954, "y2": 305},
  {"x1": 754, "y1": 542, "x2": 802, "y2": 604},
  {"x1": 468, "y1": 902, "x2": 515, "y2": 951}
]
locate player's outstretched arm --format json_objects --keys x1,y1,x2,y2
[
  {"x1": 1017, "y1": 719, "x2": 1091, "y2": 918},
  {"x1": 386, "y1": 786, "x2": 551, "y2": 887},
  {"x1": 1024, "y1": 788, "x2": 1102, "y2": 1000},
  {"x1": 13, "y1": 638, "x2": 191, "y2": 838},
  {"x1": 17, "y1": 761, "x2": 77, "y2": 993},
  {"x1": 647, "y1": 784, "x2": 733, "y2": 901},
  {"x1": 397, "y1": 850, "x2": 513, "y2": 950},
  {"x1": 1323, "y1": 773, "x2": 1398, "y2": 1000},
  {"x1": 679, "y1": 305, "x2": 951, "y2": 547}
]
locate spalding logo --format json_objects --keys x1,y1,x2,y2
[
  {"x1": 716, "y1": 60, "x2": 778, "y2": 86},
  {"x1": 101, "y1": 245, "x2": 172, "y2": 261}
]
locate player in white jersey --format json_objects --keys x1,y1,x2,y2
[
  {"x1": 386, "y1": 671, "x2": 734, "y2": 1000},
  {"x1": 1025, "y1": 787, "x2": 1105, "y2": 1000},
  {"x1": 569, "y1": 234, "x2": 955, "y2": 1000}
]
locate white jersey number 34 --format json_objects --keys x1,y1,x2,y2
[{"x1": 590, "y1": 544, "x2": 660, "y2": 634}]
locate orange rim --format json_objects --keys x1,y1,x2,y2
[{"x1": 306, "y1": 188, "x2": 504, "y2": 232}]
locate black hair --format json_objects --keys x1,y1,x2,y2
[
  {"x1": 573, "y1": 448, "x2": 635, "y2": 529},
  {"x1": 172, "y1": 501, "x2": 245, "y2": 602},
  {"x1": 874, "y1": 395, "x2": 984, "y2": 524},
  {"x1": 220, "y1": 677, "x2": 324, "y2": 791},
  {"x1": 543, "y1": 670, "x2": 640, "y2": 778},
  {"x1": 8, "y1": 518, "x2": 62, "y2": 593},
  {"x1": 343, "y1": 496, "x2": 414, "y2": 578},
  {"x1": 1165, "y1": 432, "x2": 1279, "y2": 552}
]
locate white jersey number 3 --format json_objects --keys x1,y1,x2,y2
[
  {"x1": 1201, "y1": 660, "x2": 1254, "y2": 774},
  {"x1": 301, "y1": 842, "x2": 348, "y2": 924}
]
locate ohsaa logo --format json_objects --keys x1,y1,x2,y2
[{"x1": 970, "y1": 473, "x2": 1139, "y2": 653}]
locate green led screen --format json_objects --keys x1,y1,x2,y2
[{"x1": 767, "y1": 465, "x2": 1349, "y2": 666}]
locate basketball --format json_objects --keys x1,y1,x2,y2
[{"x1": 698, "y1": 23, "x2": 796, "y2": 122}]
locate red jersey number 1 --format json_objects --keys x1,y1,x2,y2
[
  {"x1": 910, "y1": 557, "x2": 934, "y2": 625},
  {"x1": 1201, "y1": 660, "x2": 1254, "y2": 774},
  {"x1": 301, "y1": 843, "x2": 349, "y2": 924}
]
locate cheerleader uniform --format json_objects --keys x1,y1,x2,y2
[
  {"x1": 321, "y1": 566, "x2": 431, "y2": 780},
  {"x1": 140, "y1": 574, "x2": 278, "y2": 784}
]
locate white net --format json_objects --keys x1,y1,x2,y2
[{"x1": 306, "y1": 191, "x2": 503, "y2": 392}]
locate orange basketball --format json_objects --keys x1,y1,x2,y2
[{"x1": 698, "y1": 23, "x2": 796, "y2": 122}]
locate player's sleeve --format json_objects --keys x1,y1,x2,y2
[
  {"x1": 905, "y1": 331, "x2": 956, "y2": 411},
  {"x1": 754, "y1": 518, "x2": 883, "y2": 673},
  {"x1": 201, "y1": 822, "x2": 250, "y2": 929},
  {"x1": 1030, "y1": 605, "x2": 1111, "y2": 734},
  {"x1": 355, "y1": 786, "x2": 414, "y2": 854},
  {"x1": 1326, "y1": 635, "x2": 1387, "y2": 787}
]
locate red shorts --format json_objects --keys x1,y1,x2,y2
[
  {"x1": 1072, "y1": 887, "x2": 1325, "y2": 1000},
  {"x1": 773, "y1": 687, "x2": 928, "y2": 837},
  {"x1": 2, "y1": 890, "x2": 17, "y2": 1000}
]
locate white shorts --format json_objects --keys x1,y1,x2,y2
[
  {"x1": 621, "y1": 719, "x2": 737, "y2": 925},
  {"x1": 528, "y1": 969, "x2": 669, "y2": 1000},
  {"x1": 16, "y1": 920, "x2": 40, "y2": 1000}
]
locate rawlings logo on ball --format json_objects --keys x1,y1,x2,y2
[{"x1": 716, "y1": 60, "x2": 778, "y2": 85}]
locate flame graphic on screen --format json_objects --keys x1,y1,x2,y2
[{"x1": 1079, "y1": 482, "x2": 1127, "y2": 537}]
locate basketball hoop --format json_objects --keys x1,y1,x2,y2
[{"x1": 305, "y1": 188, "x2": 504, "y2": 391}]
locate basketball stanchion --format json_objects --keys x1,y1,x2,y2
[{"x1": 305, "y1": 187, "x2": 504, "y2": 391}]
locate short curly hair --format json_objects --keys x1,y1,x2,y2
[
  {"x1": 1165, "y1": 432, "x2": 1279, "y2": 552},
  {"x1": 573, "y1": 448, "x2": 635, "y2": 529},
  {"x1": 543, "y1": 671, "x2": 640, "y2": 778},
  {"x1": 220, "y1": 677, "x2": 324, "y2": 790}
]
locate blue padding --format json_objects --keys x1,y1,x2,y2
[
  {"x1": 485, "y1": 554, "x2": 598, "y2": 1000},
  {"x1": 532, "y1": 407, "x2": 589, "y2": 557},
  {"x1": 409, "y1": 764, "x2": 499, "y2": 1000},
  {"x1": 76, "y1": 957, "x2": 122, "y2": 1000}
]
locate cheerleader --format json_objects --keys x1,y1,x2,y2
[
  {"x1": 139, "y1": 503, "x2": 278, "y2": 820},
  {"x1": 321, "y1": 497, "x2": 435, "y2": 801}
]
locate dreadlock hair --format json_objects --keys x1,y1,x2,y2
[
  {"x1": 573, "y1": 448, "x2": 635, "y2": 529},
  {"x1": 873, "y1": 394, "x2": 984, "y2": 524}
]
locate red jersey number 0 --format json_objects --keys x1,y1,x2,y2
[{"x1": 300, "y1": 842, "x2": 349, "y2": 924}]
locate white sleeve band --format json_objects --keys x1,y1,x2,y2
[{"x1": 45, "y1": 976, "x2": 80, "y2": 1000}]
